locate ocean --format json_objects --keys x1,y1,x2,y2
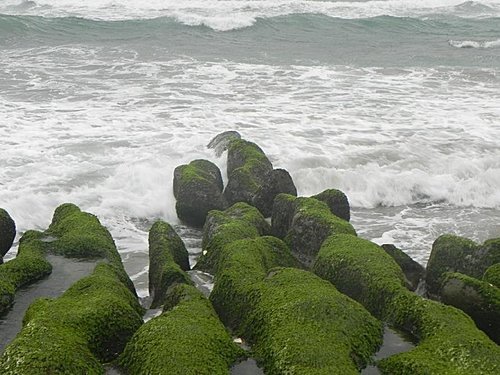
[{"x1": 1, "y1": 0, "x2": 499, "y2": 296}]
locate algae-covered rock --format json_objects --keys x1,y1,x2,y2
[
  {"x1": 313, "y1": 234, "x2": 500, "y2": 374},
  {"x1": 272, "y1": 194, "x2": 356, "y2": 267},
  {"x1": 210, "y1": 236, "x2": 381, "y2": 374},
  {"x1": 0, "y1": 263, "x2": 144, "y2": 374},
  {"x1": 0, "y1": 230, "x2": 52, "y2": 315},
  {"x1": 207, "y1": 130, "x2": 242, "y2": 157},
  {"x1": 173, "y1": 159, "x2": 226, "y2": 227},
  {"x1": 312, "y1": 188, "x2": 351, "y2": 222},
  {"x1": 440, "y1": 272, "x2": 500, "y2": 344},
  {"x1": 0, "y1": 208, "x2": 16, "y2": 259},
  {"x1": 148, "y1": 220, "x2": 192, "y2": 308},
  {"x1": 483, "y1": 263, "x2": 500, "y2": 288},
  {"x1": 210, "y1": 236, "x2": 299, "y2": 329},
  {"x1": 195, "y1": 202, "x2": 270, "y2": 274},
  {"x1": 244, "y1": 268, "x2": 382, "y2": 374},
  {"x1": 253, "y1": 168, "x2": 297, "y2": 217},
  {"x1": 426, "y1": 235, "x2": 500, "y2": 296},
  {"x1": 382, "y1": 244, "x2": 424, "y2": 291},
  {"x1": 119, "y1": 284, "x2": 243, "y2": 375}
]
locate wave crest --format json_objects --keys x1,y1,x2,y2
[{"x1": 449, "y1": 38, "x2": 500, "y2": 48}]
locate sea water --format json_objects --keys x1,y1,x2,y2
[{"x1": 1, "y1": 1, "x2": 499, "y2": 288}]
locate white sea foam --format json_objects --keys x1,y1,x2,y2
[
  {"x1": 449, "y1": 38, "x2": 500, "y2": 48},
  {"x1": 1, "y1": 0, "x2": 500, "y2": 30}
]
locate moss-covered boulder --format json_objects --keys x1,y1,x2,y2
[
  {"x1": 426, "y1": 235, "x2": 500, "y2": 296},
  {"x1": 313, "y1": 234, "x2": 500, "y2": 374},
  {"x1": 244, "y1": 268, "x2": 382, "y2": 374},
  {"x1": 45, "y1": 203, "x2": 135, "y2": 294},
  {"x1": 210, "y1": 236, "x2": 381, "y2": 374},
  {"x1": 272, "y1": 194, "x2": 356, "y2": 266},
  {"x1": 484, "y1": 263, "x2": 500, "y2": 288},
  {"x1": 0, "y1": 208, "x2": 16, "y2": 261},
  {"x1": 119, "y1": 284, "x2": 243, "y2": 375},
  {"x1": 207, "y1": 130, "x2": 241, "y2": 157},
  {"x1": 195, "y1": 202, "x2": 270, "y2": 274},
  {"x1": 253, "y1": 168, "x2": 297, "y2": 217},
  {"x1": 439, "y1": 272, "x2": 500, "y2": 344},
  {"x1": 382, "y1": 244, "x2": 424, "y2": 291},
  {"x1": 148, "y1": 220, "x2": 192, "y2": 308},
  {"x1": 0, "y1": 263, "x2": 144, "y2": 374},
  {"x1": 0, "y1": 230, "x2": 52, "y2": 315},
  {"x1": 173, "y1": 159, "x2": 226, "y2": 227},
  {"x1": 312, "y1": 188, "x2": 351, "y2": 222},
  {"x1": 210, "y1": 236, "x2": 299, "y2": 329}
]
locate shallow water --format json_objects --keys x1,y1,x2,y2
[{"x1": 0, "y1": 254, "x2": 99, "y2": 353}]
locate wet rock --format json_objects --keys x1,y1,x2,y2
[
  {"x1": 483, "y1": 263, "x2": 500, "y2": 288},
  {"x1": 253, "y1": 168, "x2": 297, "y2": 217},
  {"x1": 173, "y1": 159, "x2": 226, "y2": 227},
  {"x1": 148, "y1": 220, "x2": 192, "y2": 308},
  {"x1": 381, "y1": 244, "x2": 424, "y2": 291},
  {"x1": 312, "y1": 189, "x2": 351, "y2": 222},
  {"x1": 426, "y1": 235, "x2": 500, "y2": 296},
  {"x1": 0, "y1": 208, "x2": 16, "y2": 260},
  {"x1": 439, "y1": 272, "x2": 500, "y2": 344},
  {"x1": 207, "y1": 130, "x2": 241, "y2": 157}
]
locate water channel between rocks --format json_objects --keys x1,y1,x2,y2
[{"x1": 0, "y1": 254, "x2": 99, "y2": 353}]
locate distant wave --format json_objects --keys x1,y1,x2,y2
[{"x1": 449, "y1": 38, "x2": 500, "y2": 48}]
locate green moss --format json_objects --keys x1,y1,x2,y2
[
  {"x1": 226, "y1": 139, "x2": 273, "y2": 175},
  {"x1": 426, "y1": 234, "x2": 493, "y2": 296},
  {"x1": 119, "y1": 284, "x2": 244, "y2": 375},
  {"x1": 0, "y1": 208, "x2": 16, "y2": 257},
  {"x1": 272, "y1": 195, "x2": 356, "y2": 266},
  {"x1": 148, "y1": 220, "x2": 192, "y2": 308},
  {"x1": 440, "y1": 272, "x2": 500, "y2": 344},
  {"x1": 312, "y1": 188, "x2": 351, "y2": 222},
  {"x1": 0, "y1": 263, "x2": 144, "y2": 374},
  {"x1": 312, "y1": 234, "x2": 500, "y2": 374},
  {"x1": 195, "y1": 203, "x2": 270, "y2": 273},
  {"x1": 244, "y1": 268, "x2": 382, "y2": 375},
  {"x1": 0, "y1": 230, "x2": 52, "y2": 315},
  {"x1": 210, "y1": 236, "x2": 300, "y2": 330},
  {"x1": 483, "y1": 263, "x2": 500, "y2": 288},
  {"x1": 481, "y1": 238, "x2": 500, "y2": 270},
  {"x1": 313, "y1": 234, "x2": 406, "y2": 317}
]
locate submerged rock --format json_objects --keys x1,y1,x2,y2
[
  {"x1": 173, "y1": 159, "x2": 226, "y2": 227},
  {"x1": 381, "y1": 244, "x2": 424, "y2": 291},
  {"x1": 313, "y1": 234, "x2": 500, "y2": 374},
  {"x1": 312, "y1": 188, "x2": 351, "y2": 222},
  {"x1": 426, "y1": 235, "x2": 500, "y2": 296},
  {"x1": 148, "y1": 220, "x2": 192, "y2": 308},
  {"x1": 119, "y1": 284, "x2": 244, "y2": 375},
  {"x1": 0, "y1": 208, "x2": 16, "y2": 261},
  {"x1": 440, "y1": 272, "x2": 500, "y2": 344}
]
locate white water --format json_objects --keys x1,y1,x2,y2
[{"x1": 1, "y1": 0, "x2": 500, "y2": 30}]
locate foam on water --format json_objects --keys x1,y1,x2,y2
[
  {"x1": 1, "y1": 0, "x2": 500, "y2": 30},
  {"x1": 449, "y1": 38, "x2": 500, "y2": 48}
]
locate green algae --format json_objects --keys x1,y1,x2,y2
[
  {"x1": 312, "y1": 188, "x2": 351, "y2": 222},
  {"x1": 148, "y1": 220, "x2": 192, "y2": 308},
  {"x1": 195, "y1": 202, "x2": 270, "y2": 274},
  {"x1": 440, "y1": 272, "x2": 500, "y2": 344},
  {"x1": 0, "y1": 230, "x2": 52, "y2": 315},
  {"x1": 483, "y1": 263, "x2": 500, "y2": 288},
  {"x1": 313, "y1": 233, "x2": 500, "y2": 374},
  {"x1": 0, "y1": 263, "x2": 144, "y2": 374},
  {"x1": 272, "y1": 194, "x2": 356, "y2": 266},
  {"x1": 118, "y1": 284, "x2": 244, "y2": 375}
]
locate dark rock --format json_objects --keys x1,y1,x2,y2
[
  {"x1": 271, "y1": 194, "x2": 356, "y2": 267},
  {"x1": 312, "y1": 189, "x2": 350, "y2": 222},
  {"x1": 0, "y1": 208, "x2": 16, "y2": 258},
  {"x1": 253, "y1": 169, "x2": 297, "y2": 217},
  {"x1": 426, "y1": 235, "x2": 500, "y2": 297},
  {"x1": 207, "y1": 130, "x2": 241, "y2": 157},
  {"x1": 440, "y1": 272, "x2": 500, "y2": 344},
  {"x1": 173, "y1": 159, "x2": 226, "y2": 227},
  {"x1": 382, "y1": 244, "x2": 425, "y2": 291}
]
